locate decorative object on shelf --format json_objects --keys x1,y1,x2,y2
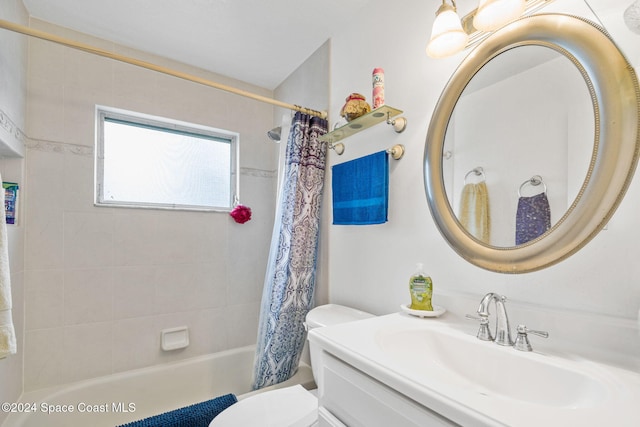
[
  {"x1": 230, "y1": 203, "x2": 252, "y2": 224},
  {"x1": 426, "y1": 0, "x2": 554, "y2": 58},
  {"x1": 340, "y1": 93, "x2": 371, "y2": 122},
  {"x1": 372, "y1": 68, "x2": 385, "y2": 109},
  {"x1": 625, "y1": 0, "x2": 640, "y2": 34}
]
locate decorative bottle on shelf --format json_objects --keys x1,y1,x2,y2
[
  {"x1": 372, "y1": 67, "x2": 385, "y2": 109},
  {"x1": 340, "y1": 93, "x2": 371, "y2": 122},
  {"x1": 409, "y1": 263, "x2": 433, "y2": 311}
]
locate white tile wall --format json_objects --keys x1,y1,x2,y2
[
  {"x1": 64, "y1": 268, "x2": 114, "y2": 325},
  {"x1": 23, "y1": 19, "x2": 279, "y2": 391},
  {"x1": 63, "y1": 322, "x2": 114, "y2": 383},
  {"x1": 25, "y1": 268, "x2": 64, "y2": 329},
  {"x1": 24, "y1": 327, "x2": 65, "y2": 389},
  {"x1": 0, "y1": 1, "x2": 28, "y2": 423}
]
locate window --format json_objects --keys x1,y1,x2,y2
[{"x1": 95, "y1": 107, "x2": 238, "y2": 211}]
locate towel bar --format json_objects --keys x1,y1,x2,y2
[
  {"x1": 464, "y1": 167, "x2": 485, "y2": 184},
  {"x1": 518, "y1": 175, "x2": 547, "y2": 197},
  {"x1": 387, "y1": 144, "x2": 405, "y2": 160},
  {"x1": 329, "y1": 143, "x2": 405, "y2": 160}
]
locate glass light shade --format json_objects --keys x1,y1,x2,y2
[
  {"x1": 426, "y1": 5, "x2": 469, "y2": 58},
  {"x1": 473, "y1": 0, "x2": 526, "y2": 32},
  {"x1": 624, "y1": 0, "x2": 640, "y2": 34}
]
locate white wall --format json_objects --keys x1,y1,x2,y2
[
  {"x1": 274, "y1": 40, "x2": 331, "y2": 307},
  {"x1": 0, "y1": 0, "x2": 28, "y2": 423},
  {"x1": 273, "y1": 41, "x2": 331, "y2": 368},
  {"x1": 327, "y1": 0, "x2": 640, "y2": 359},
  {"x1": 0, "y1": 0, "x2": 27, "y2": 158},
  {"x1": 22, "y1": 19, "x2": 279, "y2": 391}
]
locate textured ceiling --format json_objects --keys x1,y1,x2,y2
[{"x1": 21, "y1": 0, "x2": 372, "y2": 90}]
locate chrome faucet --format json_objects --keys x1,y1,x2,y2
[
  {"x1": 467, "y1": 293, "x2": 549, "y2": 351},
  {"x1": 468, "y1": 292, "x2": 513, "y2": 346}
]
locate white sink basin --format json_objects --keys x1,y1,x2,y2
[
  {"x1": 377, "y1": 325, "x2": 606, "y2": 408},
  {"x1": 309, "y1": 312, "x2": 640, "y2": 427}
]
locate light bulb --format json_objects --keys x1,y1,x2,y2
[
  {"x1": 473, "y1": 0, "x2": 525, "y2": 32},
  {"x1": 624, "y1": 0, "x2": 640, "y2": 34}
]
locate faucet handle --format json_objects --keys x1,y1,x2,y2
[
  {"x1": 465, "y1": 314, "x2": 493, "y2": 341},
  {"x1": 513, "y1": 324, "x2": 549, "y2": 352}
]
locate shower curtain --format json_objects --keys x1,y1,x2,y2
[{"x1": 252, "y1": 112, "x2": 328, "y2": 390}]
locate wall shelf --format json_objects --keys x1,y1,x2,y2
[{"x1": 319, "y1": 105, "x2": 403, "y2": 144}]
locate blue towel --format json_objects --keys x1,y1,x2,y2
[
  {"x1": 515, "y1": 193, "x2": 551, "y2": 245},
  {"x1": 117, "y1": 393, "x2": 237, "y2": 427},
  {"x1": 332, "y1": 151, "x2": 389, "y2": 225}
]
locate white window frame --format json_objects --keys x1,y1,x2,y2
[{"x1": 95, "y1": 106, "x2": 239, "y2": 212}]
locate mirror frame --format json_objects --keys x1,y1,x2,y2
[{"x1": 424, "y1": 14, "x2": 640, "y2": 273}]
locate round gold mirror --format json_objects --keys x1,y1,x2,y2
[{"x1": 424, "y1": 14, "x2": 640, "y2": 273}]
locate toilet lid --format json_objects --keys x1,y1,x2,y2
[
  {"x1": 305, "y1": 304, "x2": 374, "y2": 329},
  {"x1": 209, "y1": 385, "x2": 318, "y2": 427}
]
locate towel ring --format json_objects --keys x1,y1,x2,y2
[
  {"x1": 464, "y1": 167, "x2": 485, "y2": 184},
  {"x1": 518, "y1": 175, "x2": 547, "y2": 197}
]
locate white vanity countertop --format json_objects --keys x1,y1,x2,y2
[{"x1": 308, "y1": 312, "x2": 640, "y2": 427}]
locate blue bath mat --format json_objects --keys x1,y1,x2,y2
[{"x1": 116, "y1": 393, "x2": 237, "y2": 427}]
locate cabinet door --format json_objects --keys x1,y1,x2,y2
[
  {"x1": 320, "y1": 353, "x2": 460, "y2": 427},
  {"x1": 318, "y1": 407, "x2": 348, "y2": 427}
]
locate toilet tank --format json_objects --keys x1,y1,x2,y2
[
  {"x1": 305, "y1": 304, "x2": 374, "y2": 386},
  {"x1": 305, "y1": 304, "x2": 374, "y2": 330}
]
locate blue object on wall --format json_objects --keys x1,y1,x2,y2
[{"x1": 332, "y1": 150, "x2": 389, "y2": 225}]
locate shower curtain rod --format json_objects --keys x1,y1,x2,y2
[{"x1": 0, "y1": 19, "x2": 328, "y2": 120}]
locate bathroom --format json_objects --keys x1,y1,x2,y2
[{"x1": 0, "y1": 0, "x2": 639, "y2": 425}]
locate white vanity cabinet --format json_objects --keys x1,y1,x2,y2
[
  {"x1": 308, "y1": 313, "x2": 640, "y2": 427},
  {"x1": 317, "y1": 351, "x2": 458, "y2": 427}
]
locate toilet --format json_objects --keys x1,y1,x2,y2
[{"x1": 210, "y1": 304, "x2": 374, "y2": 427}]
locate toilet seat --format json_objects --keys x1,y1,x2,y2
[{"x1": 209, "y1": 385, "x2": 318, "y2": 427}]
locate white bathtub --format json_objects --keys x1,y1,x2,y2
[{"x1": 2, "y1": 345, "x2": 314, "y2": 427}]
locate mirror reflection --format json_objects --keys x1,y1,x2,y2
[{"x1": 442, "y1": 46, "x2": 594, "y2": 248}]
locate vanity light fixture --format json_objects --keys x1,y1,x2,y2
[
  {"x1": 426, "y1": 1, "x2": 469, "y2": 59},
  {"x1": 427, "y1": 0, "x2": 553, "y2": 58},
  {"x1": 624, "y1": 0, "x2": 640, "y2": 34},
  {"x1": 474, "y1": 0, "x2": 526, "y2": 31}
]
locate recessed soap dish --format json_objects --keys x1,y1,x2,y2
[{"x1": 161, "y1": 326, "x2": 189, "y2": 351}]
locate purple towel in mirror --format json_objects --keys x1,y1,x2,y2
[{"x1": 515, "y1": 193, "x2": 551, "y2": 245}]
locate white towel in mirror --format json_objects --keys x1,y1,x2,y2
[{"x1": 459, "y1": 182, "x2": 491, "y2": 244}]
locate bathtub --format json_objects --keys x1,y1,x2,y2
[{"x1": 2, "y1": 345, "x2": 314, "y2": 427}]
